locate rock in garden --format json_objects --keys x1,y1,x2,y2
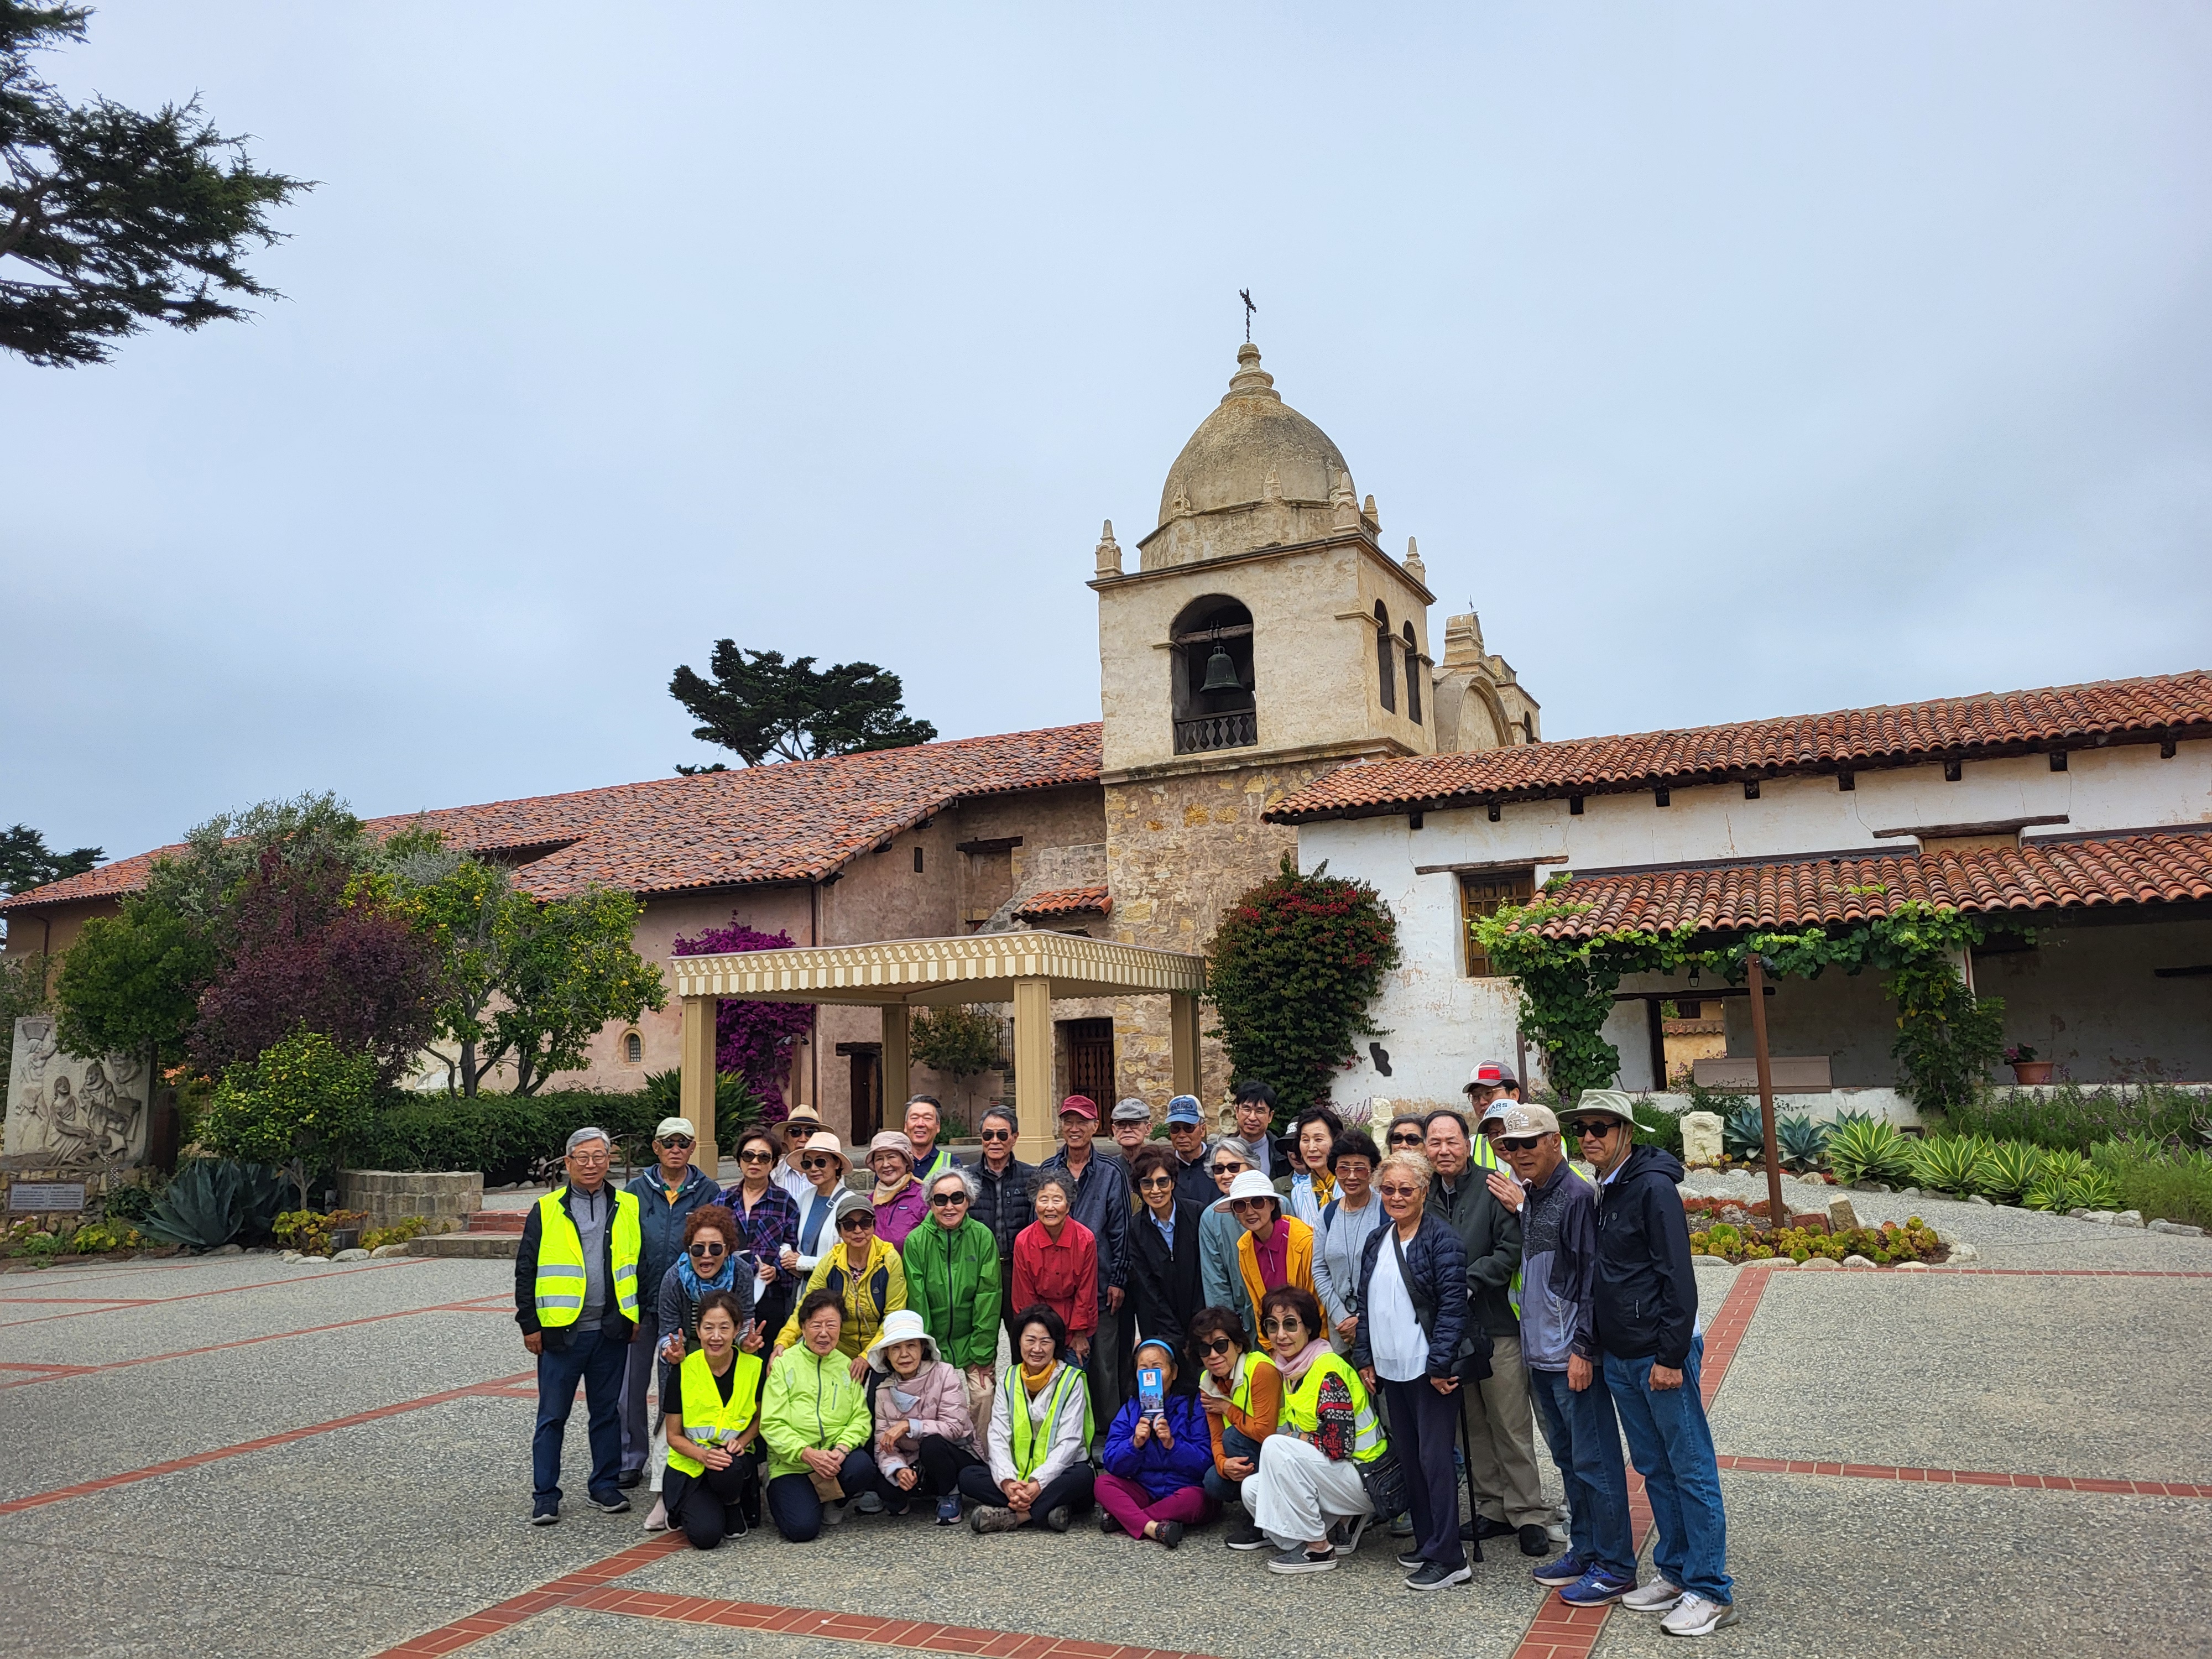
[
  {"x1": 279, "y1": 1250, "x2": 302, "y2": 1263},
  {"x1": 1900, "y1": 1187, "x2": 1921, "y2": 1197},
  {"x1": 1893, "y1": 1261, "x2": 1930, "y2": 1272},
  {"x1": 1968, "y1": 1194, "x2": 1992, "y2": 1205},
  {"x1": 1799, "y1": 1257, "x2": 1839, "y2": 1270},
  {"x1": 2068, "y1": 1207, "x2": 2089, "y2": 1218},
  {"x1": 369, "y1": 1243, "x2": 413, "y2": 1259},
  {"x1": 208, "y1": 1244, "x2": 243, "y2": 1256},
  {"x1": 1827, "y1": 1196, "x2": 1860, "y2": 1232},
  {"x1": 2082, "y1": 1211, "x2": 2116, "y2": 1225},
  {"x1": 332, "y1": 1248, "x2": 371, "y2": 1262},
  {"x1": 1950, "y1": 1243, "x2": 1979, "y2": 1261},
  {"x1": 1841, "y1": 1254, "x2": 1875, "y2": 1267},
  {"x1": 1679, "y1": 1111, "x2": 1725, "y2": 1167},
  {"x1": 2149, "y1": 1220, "x2": 2206, "y2": 1237},
  {"x1": 300, "y1": 1255, "x2": 330, "y2": 1265},
  {"x1": 2112, "y1": 1211, "x2": 2144, "y2": 1228}
]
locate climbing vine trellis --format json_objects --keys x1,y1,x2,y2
[{"x1": 1472, "y1": 877, "x2": 2016, "y2": 1114}]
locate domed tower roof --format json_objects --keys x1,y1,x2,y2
[{"x1": 1157, "y1": 344, "x2": 1352, "y2": 526}]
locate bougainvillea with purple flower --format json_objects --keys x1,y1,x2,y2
[{"x1": 670, "y1": 919, "x2": 816, "y2": 1121}]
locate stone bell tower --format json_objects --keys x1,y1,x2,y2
[{"x1": 1089, "y1": 342, "x2": 1442, "y2": 1104}]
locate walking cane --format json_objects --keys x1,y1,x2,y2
[{"x1": 1454, "y1": 1379, "x2": 1480, "y2": 1559}]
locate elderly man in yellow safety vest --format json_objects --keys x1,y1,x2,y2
[{"x1": 516, "y1": 1125, "x2": 644, "y2": 1525}]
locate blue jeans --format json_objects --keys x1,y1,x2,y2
[
  {"x1": 533, "y1": 1324, "x2": 630, "y2": 1512},
  {"x1": 1529, "y1": 1365, "x2": 1634, "y2": 1579},
  {"x1": 1603, "y1": 1334, "x2": 1733, "y2": 1604},
  {"x1": 1202, "y1": 1421, "x2": 1261, "y2": 1506}
]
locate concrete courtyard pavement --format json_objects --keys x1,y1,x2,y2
[{"x1": 0, "y1": 1211, "x2": 2207, "y2": 1659}]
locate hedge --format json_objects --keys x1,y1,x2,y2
[{"x1": 356, "y1": 1077, "x2": 760, "y2": 1186}]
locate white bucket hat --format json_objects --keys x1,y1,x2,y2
[{"x1": 864, "y1": 1307, "x2": 941, "y2": 1371}]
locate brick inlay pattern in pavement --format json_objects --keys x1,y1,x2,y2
[{"x1": 1714, "y1": 1455, "x2": 2212, "y2": 1498}]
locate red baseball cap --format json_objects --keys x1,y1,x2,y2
[{"x1": 1058, "y1": 1094, "x2": 1099, "y2": 1121}]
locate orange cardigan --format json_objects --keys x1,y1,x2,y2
[{"x1": 1235, "y1": 1216, "x2": 1316, "y2": 1353}]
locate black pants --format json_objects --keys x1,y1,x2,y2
[
  {"x1": 1383, "y1": 1376, "x2": 1467, "y2": 1569},
  {"x1": 765, "y1": 1448, "x2": 886, "y2": 1543},
  {"x1": 911, "y1": 1433, "x2": 987, "y2": 1498},
  {"x1": 670, "y1": 1449, "x2": 759, "y2": 1551},
  {"x1": 956, "y1": 1459, "x2": 1095, "y2": 1520}
]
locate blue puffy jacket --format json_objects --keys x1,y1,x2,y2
[{"x1": 1102, "y1": 1390, "x2": 1213, "y2": 1501}]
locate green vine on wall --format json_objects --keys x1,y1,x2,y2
[{"x1": 1473, "y1": 878, "x2": 2015, "y2": 1114}]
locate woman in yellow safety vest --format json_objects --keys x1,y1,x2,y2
[
  {"x1": 967, "y1": 1304, "x2": 1096, "y2": 1535},
  {"x1": 662, "y1": 1289, "x2": 766, "y2": 1550},
  {"x1": 1238, "y1": 1286, "x2": 1390, "y2": 1577},
  {"x1": 1191, "y1": 1304, "x2": 1280, "y2": 1550}
]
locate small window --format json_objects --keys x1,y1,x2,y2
[
  {"x1": 1461, "y1": 870, "x2": 1535, "y2": 977},
  {"x1": 914, "y1": 846, "x2": 925, "y2": 874},
  {"x1": 1375, "y1": 601, "x2": 1396, "y2": 712},
  {"x1": 622, "y1": 1031, "x2": 643, "y2": 1064},
  {"x1": 1402, "y1": 622, "x2": 1422, "y2": 724}
]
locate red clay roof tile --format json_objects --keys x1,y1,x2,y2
[
  {"x1": 1013, "y1": 885, "x2": 1112, "y2": 921},
  {"x1": 1531, "y1": 830, "x2": 2212, "y2": 937},
  {"x1": 1266, "y1": 671, "x2": 2212, "y2": 822},
  {"x1": 1, "y1": 725, "x2": 1103, "y2": 914}
]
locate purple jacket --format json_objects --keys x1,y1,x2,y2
[
  {"x1": 873, "y1": 1180, "x2": 930, "y2": 1250},
  {"x1": 1102, "y1": 1391, "x2": 1213, "y2": 1501}
]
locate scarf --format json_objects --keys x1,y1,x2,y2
[
  {"x1": 1274, "y1": 1334, "x2": 1329, "y2": 1387},
  {"x1": 676, "y1": 1248, "x2": 737, "y2": 1301},
  {"x1": 1307, "y1": 1166, "x2": 1337, "y2": 1206},
  {"x1": 1020, "y1": 1359, "x2": 1059, "y2": 1398},
  {"x1": 872, "y1": 1170, "x2": 914, "y2": 1207}
]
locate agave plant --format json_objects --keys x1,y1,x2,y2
[
  {"x1": 1827, "y1": 1117, "x2": 1913, "y2": 1187},
  {"x1": 2023, "y1": 1168, "x2": 2076, "y2": 1212},
  {"x1": 1906, "y1": 1135, "x2": 1989, "y2": 1194},
  {"x1": 140, "y1": 1160, "x2": 289, "y2": 1250},
  {"x1": 1978, "y1": 1140, "x2": 2043, "y2": 1203},
  {"x1": 2073, "y1": 1166, "x2": 2124, "y2": 1212},
  {"x1": 1722, "y1": 1105, "x2": 1768, "y2": 1162},
  {"x1": 1775, "y1": 1115, "x2": 1831, "y2": 1173}
]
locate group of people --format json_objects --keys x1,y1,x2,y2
[{"x1": 515, "y1": 1067, "x2": 1738, "y2": 1637}]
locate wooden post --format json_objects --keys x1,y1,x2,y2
[
  {"x1": 1011, "y1": 977, "x2": 1055, "y2": 1164},
  {"x1": 680, "y1": 993, "x2": 718, "y2": 1177},
  {"x1": 1169, "y1": 994, "x2": 1200, "y2": 1099},
  {"x1": 1746, "y1": 953, "x2": 1785, "y2": 1225},
  {"x1": 881, "y1": 1004, "x2": 910, "y2": 1122}
]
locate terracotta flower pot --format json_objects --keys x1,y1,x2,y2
[{"x1": 2011, "y1": 1061, "x2": 2054, "y2": 1086}]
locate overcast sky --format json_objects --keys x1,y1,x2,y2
[{"x1": 7, "y1": 1, "x2": 2210, "y2": 867}]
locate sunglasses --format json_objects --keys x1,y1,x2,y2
[
  {"x1": 838, "y1": 1215, "x2": 875, "y2": 1231},
  {"x1": 1376, "y1": 1183, "x2": 1420, "y2": 1199},
  {"x1": 1260, "y1": 1318, "x2": 1303, "y2": 1336},
  {"x1": 658, "y1": 1136, "x2": 695, "y2": 1150},
  {"x1": 738, "y1": 1149, "x2": 774, "y2": 1163},
  {"x1": 1212, "y1": 1162, "x2": 1247, "y2": 1176},
  {"x1": 1199, "y1": 1338, "x2": 1235, "y2": 1357},
  {"x1": 928, "y1": 1191, "x2": 968, "y2": 1207},
  {"x1": 1567, "y1": 1120, "x2": 1620, "y2": 1140},
  {"x1": 1387, "y1": 1133, "x2": 1424, "y2": 1147},
  {"x1": 979, "y1": 1129, "x2": 1011, "y2": 1142},
  {"x1": 687, "y1": 1241, "x2": 726, "y2": 1258},
  {"x1": 1138, "y1": 1175, "x2": 1175, "y2": 1191},
  {"x1": 1496, "y1": 1135, "x2": 1542, "y2": 1152},
  {"x1": 800, "y1": 1156, "x2": 837, "y2": 1172},
  {"x1": 1230, "y1": 1197, "x2": 1271, "y2": 1210}
]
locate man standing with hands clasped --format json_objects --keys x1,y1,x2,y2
[{"x1": 1567, "y1": 1089, "x2": 1738, "y2": 1637}]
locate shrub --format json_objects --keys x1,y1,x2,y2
[
  {"x1": 357, "y1": 1087, "x2": 665, "y2": 1182},
  {"x1": 2089, "y1": 1140, "x2": 2212, "y2": 1229},
  {"x1": 201, "y1": 1029, "x2": 379, "y2": 1188},
  {"x1": 273, "y1": 1208, "x2": 369, "y2": 1255},
  {"x1": 103, "y1": 1180, "x2": 159, "y2": 1223},
  {"x1": 1631, "y1": 1101, "x2": 1684, "y2": 1159},
  {"x1": 1945, "y1": 1082, "x2": 2212, "y2": 1154},
  {"x1": 642, "y1": 1070, "x2": 762, "y2": 1154},
  {"x1": 1827, "y1": 1117, "x2": 1913, "y2": 1187},
  {"x1": 1690, "y1": 1216, "x2": 1943, "y2": 1265},
  {"x1": 1906, "y1": 1134, "x2": 1989, "y2": 1194},
  {"x1": 67, "y1": 1219, "x2": 144, "y2": 1253},
  {"x1": 362, "y1": 1215, "x2": 437, "y2": 1251},
  {"x1": 909, "y1": 1005, "x2": 1005, "y2": 1082}
]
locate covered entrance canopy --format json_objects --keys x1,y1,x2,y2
[{"x1": 670, "y1": 932, "x2": 1209, "y2": 1164}]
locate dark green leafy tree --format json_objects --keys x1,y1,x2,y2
[
  {"x1": 0, "y1": 821, "x2": 101, "y2": 899},
  {"x1": 670, "y1": 643, "x2": 937, "y2": 769},
  {"x1": 1205, "y1": 855, "x2": 1401, "y2": 1117},
  {"x1": 1, "y1": 2, "x2": 310, "y2": 367}
]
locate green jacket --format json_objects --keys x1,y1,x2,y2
[
  {"x1": 760, "y1": 1342, "x2": 872, "y2": 1479},
  {"x1": 901, "y1": 1215, "x2": 1002, "y2": 1369}
]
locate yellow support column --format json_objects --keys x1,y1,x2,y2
[
  {"x1": 1011, "y1": 977, "x2": 1055, "y2": 1164},
  {"x1": 881, "y1": 1004, "x2": 910, "y2": 1121},
  {"x1": 1169, "y1": 993, "x2": 1200, "y2": 1100},
  {"x1": 680, "y1": 993, "x2": 718, "y2": 1176}
]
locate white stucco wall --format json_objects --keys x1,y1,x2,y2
[{"x1": 1299, "y1": 737, "x2": 2212, "y2": 1109}]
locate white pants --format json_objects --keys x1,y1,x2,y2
[{"x1": 1241, "y1": 1433, "x2": 1373, "y2": 1548}]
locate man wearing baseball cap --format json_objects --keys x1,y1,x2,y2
[
  {"x1": 1568, "y1": 1089, "x2": 1735, "y2": 1636},
  {"x1": 1107, "y1": 1097, "x2": 1154, "y2": 1178},
  {"x1": 1038, "y1": 1095, "x2": 1131, "y2": 1423},
  {"x1": 1464, "y1": 1061, "x2": 1520, "y2": 1112},
  {"x1": 1163, "y1": 1095, "x2": 1217, "y2": 1208}
]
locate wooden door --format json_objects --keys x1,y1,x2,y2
[
  {"x1": 1066, "y1": 1018, "x2": 1115, "y2": 1104},
  {"x1": 849, "y1": 1049, "x2": 881, "y2": 1145}
]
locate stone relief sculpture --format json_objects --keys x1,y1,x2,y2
[{"x1": 4, "y1": 1017, "x2": 147, "y2": 1165}]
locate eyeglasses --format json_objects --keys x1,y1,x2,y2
[
  {"x1": 738, "y1": 1149, "x2": 774, "y2": 1164},
  {"x1": 1376, "y1": 1183, "x2": 1420, "y2": 1199},
  {"x1": 979, "y1": 1128, "x2": 1011, "y2": 1142},
  {"x1": 687, "y1": 1242, "x2": 726, "y2": 1258},
  {"x1": 568, "y1": 1147, "x2": 611, "y2": 1164},
  {"x1": 1496, "y1": 1135, "x2": 1542, "y2": 1152},
  {"x1": 658, "y1": 1136, "x2": 695, "y2": 1150},
  {"x1": 1198, "y1": 1338, "x2": 1234, "y2": 1357},
  {"x1": 838, "y1": 1215, "x2": 874, "y2": 1232},
  {"x1": 1138, "y1": 1175, "x2": 1175, "y2": 1191},
  {"x1": 928, "y1": 1191, "x2": 968, "y2": 1207},
  {"x1": 1567, "y1": 1120, "x2": 1620, "y2": 1140},
  {"x1": 800, "y1": 1156, "x2": 837, "y2": 1172},
  {"x1": 1334, "y1": 1163, "x2": 1371, "y2": 1179},
  {"x1": 1260, "y1": 1318, "x2": 1303, "y2": 1337},
  {"x1": 1230, "y1": 1197, "x2": 1270, "y2": 1211}
]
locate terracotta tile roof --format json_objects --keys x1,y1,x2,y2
[
  {"x1": 0, "y1": 724, "x2": 1103, "y2": 914},
  {"x1": 1530, "y1": 830, "x2": 2212, "y2": 938},
  {"x1": 1265, "y1": 670, "x2": 2212, "y2": 822},
  {"x1": 1014, "y1": 885, "x2": 1112, "y2": 921}
]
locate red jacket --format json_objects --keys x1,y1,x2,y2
[{"x1": 1011, "y1": 1217, "x2": 1098, "y2": 1336}]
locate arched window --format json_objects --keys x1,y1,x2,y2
[
  {"x1": 1402, "y1": 622, "x2": 1422, "y2": 725},
  {"x1": 1170, "y1": 595, "x2": 1256, "y2": 753},
  {"x1": 623, "y1": 1031, "x2": 643, "y2": 1064},
  {"x1": 1374, "y1": 602, "x2": 1396, "y2": 713}
]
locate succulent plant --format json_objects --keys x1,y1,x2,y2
[
  {"x1": 1906, "y1": 1134, "x2": 1988, "y2": 1194},
  {"x1": 1722, "y1": 1105, "x2": 1768, "y2": 1162},
  {"x1": 1775, "y1": 1114, "x2": 1832, "y2": 1172},
  {"x1": 140, "y1": 1159, "x2": 289, "y2": 1250},
  {"x1": 1826, "y1": 1117, "x2": 1913, "y2": 1187},
  {"x1": 1978, "y1": 1140, "x2": 2043, "y2": 1203}
]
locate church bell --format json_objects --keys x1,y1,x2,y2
[{"x1": 1199, "y1": 643, "x2": 1243, "y2": 693}]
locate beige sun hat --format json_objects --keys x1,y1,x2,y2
[{"x1": 801, "y1": 1131, "x2": 849, "y2": 1171}]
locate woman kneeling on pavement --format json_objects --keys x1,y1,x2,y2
[
  {"x1": 1191, "y1": 1305, "x2": 1279, "y2": 1550},
  {"x1": 1239, "y1": 1287, "x2": 1390, "y2": 1575},
  {"x1": 867, "y1": 1308, "x2": 988, "y2": 1524},
  {"x1": 760, "y1": 1288, "x2": 894, "y2": 1541},
  {"x1": 662, "y1": 1289, "x2": 766, "y2": 1550},
  {"x1": 1097, "y1": 1337, "x2": 1216, "y2": 1548},
  {"x1": 967, "y1": 1305, "x2": 1095, "y2": 1535}
]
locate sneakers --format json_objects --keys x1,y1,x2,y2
[
  {"x1": 1332, "y1": 1514, "x2": 1369, "y2": 1556},
  {"x1": 1467, "y1": 1514, "x2": 1515, "y2": 1541},
  {"x1": 819, "y1": 1500, "x2": 847, "y2": 1526},
  {"x1": 852, "y1": 1489, "x2": 884, "y2": 1515},
  {"x1": 1661, "y1": 1594, "x2": 1740, "y2": 1637},
  {"x1": 528, "y1": 1508, "x2": 559, "y2": 1527},
  {"x1": 1623, "y1": 1578, "x2": 1684, "y2": 1614},
  {"x1": 1154, "y1": 1520, "x2": 1185, "y2": 1550},
  {"x1": 586, "y1": 1494, "x2": 630, "y2": 1515},
  {"x1": 1042, "y1": 1506, "x2": 1073, "y2": 1532},
  {"x1": 1267, "y1": 1545, "x2": 1338, "y2": 1574},
  {"x1": 1558, "y1": 1567, "x2": 1636, "y2": 1607},
  {"x1": 935, "y1": 1495, "x2": 962, "y2": 1525},
  {"x1": 1225, "y1": 1519, "x2": 1271, "y2": 1551},
  {"x1": 1388, "y1": 1512, "x2": 1415, "y2": 1538},
  {"x1": 1099, "y1": 1509, "x2": 1121, "y2": 1535},
  {"x1": 641, "y1": 1498, "x2": 667, "y2": 1533},
  {"x1": 968, "y1": 1504, "x2": 1022, "y2": 1534},
  {"x1": 1531, "y1": 1551, "x2": 1589, "y2": 1587},
  {"x1": 1519, "y1": 1523, "x2": 1552, "y2": 1557},
  {"x1": 1406, "y1": 1559, "x2": 1473, "y2": 1591},
  {"x1": 1396, "y1": 1551, "x2": 1428, "y2": 1571}
]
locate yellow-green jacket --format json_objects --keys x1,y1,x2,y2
[{"x1": 760, "y1": 1342, "x2": 872, "y2": 1479}]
